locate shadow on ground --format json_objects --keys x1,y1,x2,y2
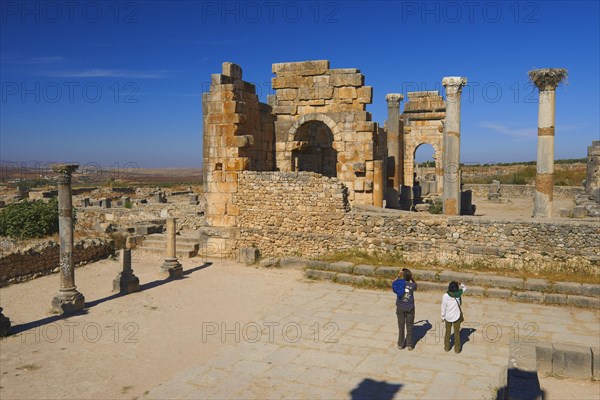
[
  {"x1": 349, "y1": 378, "x2": 403, "y2": 400},
  {"x1": 8, "y1": 262, "x2": 212, "y2": 335}
]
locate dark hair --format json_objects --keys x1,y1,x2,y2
[
  {"x1": 402, "y1": 268, "x2": 414, "y2": 283},
  {"x1": 448, "y1": 281, "x2": 459, "y2": 293}
]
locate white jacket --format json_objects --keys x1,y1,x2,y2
[{"x1": 441, "y1": 284, "x2": 466, "y2": 323}]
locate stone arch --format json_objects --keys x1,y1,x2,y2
[
  {"x1": 290, "y1": 120, "x2": 337, "y2": 177},
  {"x1": 288, "y1": 113, "x2": 340, "y2": 141},
  {"x1": 405, "y1": 141, "x2": 444, "y2": 194}
]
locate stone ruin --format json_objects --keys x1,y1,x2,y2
[
  {"x1": 202, "y1": 60, "x2": 473, "y2": 230},
  {"x1": 560, "y1": 140, "x2": 600, "y2": 218}
]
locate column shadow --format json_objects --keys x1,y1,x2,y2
[
  {"x1": 7, "y1": 262, "x2": 212, "y2": 336},
  {"x1": 349, "y1": 378, "x2": 403, "y2": 400}
]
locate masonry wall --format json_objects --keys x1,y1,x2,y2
[
  {"x1": 0, "y1": 238, "x2": 114, "y2": 285},
  {"x1": 233, "y1": 172, "x2": 599, "y2": 268}
]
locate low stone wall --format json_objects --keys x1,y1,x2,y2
[
  {"x1": 463, "y1": 184, "x2": 584, "y2": 198},
  {"x1": 77, "y1": 202, "x2": 205, "y2": 231},
  {"x1": 0, "y1": 238, "x2": 114, "y2": 285},
  {"x1": 233, "y1": 172, "x2": 599, "y2": 271}
]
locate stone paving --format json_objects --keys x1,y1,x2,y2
[{"x1": 144, "y1": 268, "x2": 600, "y2": 400}]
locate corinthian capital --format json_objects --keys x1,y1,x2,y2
[{"x1": 385, "y1": 93, "x2": 404, "y2": 105}]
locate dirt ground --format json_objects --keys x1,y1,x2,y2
[{"x1": 471, "y1": 195, "x2": 575, "y2": 219}]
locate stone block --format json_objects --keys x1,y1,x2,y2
[
  {"x1": 467, "y1": 286, "x2": 485, "y2": 296},
  {"x1": 512, "y1": 291, "x2": 544, "y2": 303},
  {"x1": 331, "y1": 73, "x2": 363, "y2": 87},
  {"x1": 231, "y1": 135, "x2": 254, "y2": 148},
  {"x1": 523, "y1": 278, "x2": 549, "y2": 292},
  {"x1": 335, "y1": 273, "x2": 353, "y2": 284},
  {"x1": 364, "y1": 180, "x2": 373, "y2": 191},
  {"x1": 552, "y1": 343, "x2": 592, "y2": 379},
  {"x1": 534, "y1": 342, "x2": 553, "y2": 374},
  {"x1": 410, "y1": 269, "x2": 438, "y2": 281},
  {"x1": 357, "y1": 86, "x2": 372, "y2": 103},
  {"x1": 327, "y1": 261, "x2": 354, "y2": 274},
  {"x1": 337, "y1": 86, "x2": 357, "y2": 99},
  {"x1": 374, "y1": 266, "x2": 400, "y2": 278},
  {"x1": 239, "y1": 247, "x2": 259, "y2": 264},
  {"x1": 272, "y1": 60, "x2": 329, "y2": 75},
  {"x1": 592, "y1": 347, "x2": 600, "y2": 379},
  {"x1": 353, "y1": 162, "x2": 366, "y2": 173},
  {"x1": 438, "y1": 271, "x2": 474, "y2": 284},
  {"x1": 353, "y1": 180, "x2": 364, "y2": 192},
  {"x1": 543, "y1": 293, "x2": 567, "y2": 305},
  {"x1": 566, "y1": 295, "x2": 600, "y2": 308},
  {"x1": 572, "y1": 206, "x2": 587, "y2": 218},
  {"x1": 305, "y1": 269, "x2": 336, "y2": 281},
  {"x1": 279, "y1": 257, "x2": 309, "y2": 270},
  {"x1": 222, "y1": 62, "x2": 242, "y2": 80},
  {"x1": 558, "y1": 208, "x2": 571, "y2": 217},
  {"x1": 485, "y1": 288, "x2": 512, "y2": 298},
  {"x1": 259, "y1": 258, "x2": 280, "y2": 268},
  {"x1": 272, "y1": 105, "x2": 297, "y2": 114},
  {"x1": 350, "y1": 275, "x2": 374, "y2": 285},
  {"x1": 353, "y1": 264, "x2": 376, "y2": 276},
  {"x1": 553, "y1": 281, "x2": 582, "y2": 295},
  {"x1": 580, "y1": 283, "x2": 600, "y2": 297},
  {"x1": 415, "y1": 281, "x2": 447, "y2": 292},
  {"x1": 471, "y1": 274, "x2": 523, "y2": 289}
]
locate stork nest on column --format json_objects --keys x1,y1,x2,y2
[{"x1": 528, "y1": 68, "x2": 568, "y2": 90}]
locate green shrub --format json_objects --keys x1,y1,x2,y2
[{"x1": 0, "y1": 198, "x2": 75, "y2": 240}]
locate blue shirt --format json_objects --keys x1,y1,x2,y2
[{"x1": 396, "y1": 281, "x2": 417, "y2": 310}]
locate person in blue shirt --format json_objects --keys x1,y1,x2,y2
[{"x1": 392, "y1": 268, "x2": 417, "y2": 350}]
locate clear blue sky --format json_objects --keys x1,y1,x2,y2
[{"x1": 1, "y1": 0, "x2": 598, "y2": 168}]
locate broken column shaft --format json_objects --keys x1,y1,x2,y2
[{"x1": 161, "y1": 217, "x2": 183, "y2": 278}]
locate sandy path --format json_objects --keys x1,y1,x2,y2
[{"x1": 0, "y1": 255, "x2": 301, "y2": 400}]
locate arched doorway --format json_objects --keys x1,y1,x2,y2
[
  {"x1": 291, "y1": 121, "x2": 337, "y2": 177},
  {"x1": 413, "y1": 143, "x2": 442, "y2": 195}
]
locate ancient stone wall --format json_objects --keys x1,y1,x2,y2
[
  {"x1": 203, "y1": 62, "x2": 274, "y2": 227},
  {"x1": 269, "y1": 60, "x2": 380, "y2": 205},
  {"x1": 0, "y1": 238, "x2": 114, "y2": 285},
  {"x1": 463, "y1": 184, "x2": 584, "y2": 198},
  {"x1": 401, "y1": 91, "x2": 445, "y2": 191},
  {"x1": 232, "y1": 173, "x2": 599, "y2": 266}
]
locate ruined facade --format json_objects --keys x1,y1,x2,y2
[{"x1": 202, "y1": 60, "x2": 469, "y2": 230}]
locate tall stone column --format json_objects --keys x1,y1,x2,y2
[
  {"x1": 161, "y1": 217, "x2": 183, "y2": 278},
  {"x1": 385, "y1": 93, "x2": 404, "y2": 208},
  {"x1": 529, "y1": 68, "x2": 567, "y2": 218},
  {"x1": 51, "y1": 164, "x2": 85, "y2": 314},
  {"x1": 373, "y1": 160, "x2": 384, "y2": 207},
  {"x1": 113, "y1": 249, "x2": 140, "y2": 294},
  {"x1": 441, "y1": 77, "x2": 467, "y2": 216}
]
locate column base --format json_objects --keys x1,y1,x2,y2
[
  {"x1": 51, "y1": 289, "x2": 85, "y2": 314},
  {"x1": 113, "y1": 273, "x2": 140, "y2": 294},
  {"x1": 0, "y1": 307, "x2": 11, "y2": 337},
  {"x1": 161, "y1": 258, "x2": 183, "y2": 279}
]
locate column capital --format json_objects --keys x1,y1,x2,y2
[
  {"x1": 52, "y1": 163, "x2": 79, "y2": 175},
  {"x1": 528, "y1": 68, "x2": 567, "y2": 91},
  {"x1": 385, "y1": 93, "x2": 404, "y2": 105},
  {"x1": 442, "y1": 76, "x2": 468, "y2": 93}
]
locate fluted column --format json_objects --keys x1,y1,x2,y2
[
  {"x1": 529, "y1": 68, "x2": 567, "y2": 218},
  {"x1": 51, "y1": 164, "x2": 85, "y2": 314},
  {"x1": 385, "y1": 93, "x2": 404, "y2": 208},
  {"x1": 441, "y1": 77, "x2": 467, "y2": 216}
]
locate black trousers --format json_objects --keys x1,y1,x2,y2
[{"x1": 396, "y1": 307, "x2": 415, "y2": 347}]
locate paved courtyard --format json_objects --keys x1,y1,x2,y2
[{"x1": 0, "y1": 255, "x2": 598, "y2": 399}]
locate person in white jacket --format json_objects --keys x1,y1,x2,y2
[{"x1": 441, "y1": 281, "x2": 466, "y2": 353}]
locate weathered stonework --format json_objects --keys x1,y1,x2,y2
[
  {"x1": 401, "y1": 91, "x2": 446, "y2": 192},
  {"x1": 230, "y1": 172, "x2": 599, "y2": 269},
  {"x1": 586, "y1": 140, "x2": 600, "y2": 202}
]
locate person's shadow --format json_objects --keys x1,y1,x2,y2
[
  {"x1": 449, "y1": 327, "x2": 477, "y2": 349},
  {"x1": 412, "y1": 320, "x2": 432, "y2": 345},
  {"x1": 349, "y1": 378, "x2": 403, "y2": 400}
]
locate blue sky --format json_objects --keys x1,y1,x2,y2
[{"x1": 1, "y1": 0, "x2": 598, "y2": 168}]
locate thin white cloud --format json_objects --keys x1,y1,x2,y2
[
  {"x1": 479, "y1": 121, "x2": 536, "y2": 141},
  {"x1": 1, "y1": 55, "x2": 64, "y2": 64},
  {"x1": 45, "y1": 69, "x2": 168, "y2": 79}
]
